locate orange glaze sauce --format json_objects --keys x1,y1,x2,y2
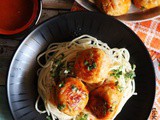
[
  {"x1": 0, "y1": 0, "x2": 39, "y2": 35},
  {"x1": 65, "y1": 86, "x2": 82, "y2": 108}
]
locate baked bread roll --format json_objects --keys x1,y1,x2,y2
[
  {"x1": 95, "y1": 0, "x2": 131, "y2": 16},
  {"x1": 133, "y1": 0, "x2": 160, "y2": 9}
]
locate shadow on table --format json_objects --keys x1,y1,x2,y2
[{"x1": 0, "y1": 86, "x2": 13, "y2": 120}]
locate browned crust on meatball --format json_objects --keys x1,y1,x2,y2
[
  {"x1": 88, "y1": 83, "x2": 123, "y2": 119},
  {"x1": 56, "y1": 77, "x2": 89, "y2": 116},
  {"x1": 74, "y1": 48, "x2": 110, "y2": 84},
  {"x1": 133, "y1": 0, "x2": 160, "y2": 9}
]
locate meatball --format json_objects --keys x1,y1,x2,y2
[
  {"x1": 56, "y1": 77, "x2": 89, "y2": 116},
  {"x1": 88, "y1": 83, "x2": 123, "y2": 119},
  {"x1": 95, "y1": 0, "x2": 131, "y2": 16},
  {"x1": 74, "y1": 48, "x2": 110, "y2": 84},
  {"x1": 133, "y1": 0, "x2": 160, "y2": 9}
]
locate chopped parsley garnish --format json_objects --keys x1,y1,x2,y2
[
  {"x1": 103, "y1": 107, "x2": 107, "y2": 115},
  {"x1": 64, "y1": 69, "x2": 70, "y2": 74},
  {"x1": 110, "y1": 68, "x2": 122, "y2": 79},
  {"x1": 54, "y1": 53, "x2": 64, "y2": 65},
  {"x1": 58, "y1": 82, "x2": 65, "y2": 88},
  {"x1": 79, "y1": 114, "x2": 88, "y2": 120},
  {"x1": 55, "y1": 59, "x2": 61, "y2": 65},
  {"x1": 102, "y1": 101, "x2": 108, "y2": 115},
  {"x1": 141, "y1": 6, "x2": 145, "y2": 10},
  {"x1": 108, "y1": 106, "x2": 113, "y2": 112},
  {"x1": 159, "y1": 63, "x2": 160, "y2": 67},
  {"x1": 125, "y1": 71, "x2": 135, "y2": 79},
  {"x1": 90, "y1": 52, "x2": 93, "y2": 57},
  {"x1": 84, "y1": 60, "x2": 89, "y2": 66},
  {"x1": 46, "y1": 116, "x2": 52, "y2": 120},
  {"x1": 51, "y1": 72, "x2": 55, "y2": 78},
  {"x1": 84, "y1": 60, "x2": 97, "y2": 71},
  {"x1": 62, "y1": 62, "x2": 75, "y2": 77},
  {"x1": 117, "y1": 85, "x2": 123, "y2": 92},
  {"x1": 57, "y1": 104, "x2": 65, "y2": 111},
  {"x1": 115, "y1": 81, "x2": 119, "y2": 86},
  {"x1": 51, "y1": 54, "x2": 65, "y2": 78},
  {"x1": 92, "y1": 62, "x2": 96, "y2": 68},
  {"x1": 125, "y1": 64, "x2": 136, "y2": 79},
  {"x1": 87, "y1": 66, "x2": 92, "y2": 71},
  {"x1": 71, "y1": 85, "x2": 78, "y2": 91}
]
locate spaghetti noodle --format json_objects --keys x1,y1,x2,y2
[{"x1": 35, "y1": 35, "x2": 136, "y2": 120}]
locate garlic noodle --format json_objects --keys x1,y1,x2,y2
[{"x1": 35, "y1": 35, "x2": 136, "y2": 120}]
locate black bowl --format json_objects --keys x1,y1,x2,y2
[{"x1": 7, "y1": 11, "x2": 155, "y2": 120}]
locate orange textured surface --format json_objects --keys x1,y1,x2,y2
[{"x1": 71, "y1": 2, "x2": 160, "y2": 119}]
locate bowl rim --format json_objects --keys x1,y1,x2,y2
[{"x1": 0, "y1": 0, "x2": 42, "y2": 39}]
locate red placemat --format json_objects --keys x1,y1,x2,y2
[{"x1": 72, "y1": 2, "x2": 160, "y2": 120}]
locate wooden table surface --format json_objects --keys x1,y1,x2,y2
[
  {"x1": 1, "y1": 1, "x2": 159, "y2": 120},
  {"x1": 0, "y1": 1, "x2": 73, "y2": 119}
]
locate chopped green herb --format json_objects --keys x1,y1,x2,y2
[
  {"x1": 132, "y1": 64, "x2": 136, "y2": 70},
  {"x1": 87, "y1": 66, "x2": 94, "y2": 70},
  {"x1": 46, "y1": 116, "x2": 52, "y2": 120},
  {"x1": 159, "y1": 63, "x2": 160, "y2": 66},
  {"x1": 59, "y1": 70, "x2": 63, "y2": 76},
  {"x1": 67, "y1": 63, "x2": 74, "y2": 71},
  {"x1": 84, "y1": 59, "x2": 97, "y2": 71},
  {"x1": 110, "y1": 68, "x2": 122, "y2": 79},
  {"x1": 125, "y1": 71, "x2": 136, "y2": 79},
  {"x1": 64, "y1": 69, "x2": 70, "y2": 74},
  {"x1": 102, "y1": 101, "x2": 108, "y2": 115},
  {"x1": 103, "y1": 107, "x2": 107, "y2": 115},
  {"x1": 67, "y1": 66, "x2": 73, "y2": 72},
  {"x1": 57, "y1": 104, "x2": 65, "y2": 111},
  {"x1": 52, "y1": 66, "x2": 63, "y2": 79},
  {"x1": 115, "y1": 81, "x2": 119, "y2": 86},
  {"x1": 54, "y1": 54, "x2": 64, "y2": 65},
  {"x1": 86, "y1": 62, "x2": 97, "y2": 71},
  {"x1": 55, "y1": 59, "x2": 61, "y2": 65},
  {"x1": 71, "y1": 85, "x2": 78, "y2": 91},
  {"x1": 58, "y1": 82, "x2": 64, "y2": 88},
  {"x1": 108, "y1": 106, "x2": 113, "y2": 112},
  {"x1": 141, "y1": 6, "x2": 145, "y2": 10},
  {"x1": 84, "y1": 60, "x2": 89, "y2": 66},
  {"x1": 84, "y1": 114, "x2": 88, "y2": 118},
  {"x1": 51, "y1": 73, "x2": 56, "y2": 78},
  {"x1": 117, "y1": 85, "x2": 123, "y2": 92},
  {"x1": 87, "y1": 66, "x2": 92, "y2": 71},
  {"x1": 90, "y1": 52, "x2": 94, "y2": 57},
  {"x1": 92, "y1": 62, "x2": 96, "y2": 68},
  {"x1": 79, "y1": 114, "x2": 88, "y2": 120}
]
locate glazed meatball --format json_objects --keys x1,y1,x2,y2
[
  {"x1": 74, "y1": 48, "x2": 110, "y2": 84},
  {"x1": 95, "y1": 0, "x2": 131, "y2": 16},
  {"x1": 88, "y1": 83, "x2": 123, "y2": 119},
  {"x1": 133, "y1": 0, "x2": 160, "y2": 9},
  {"x1": 56, "y1": 77, "x2": 89, "y2": 116}
]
